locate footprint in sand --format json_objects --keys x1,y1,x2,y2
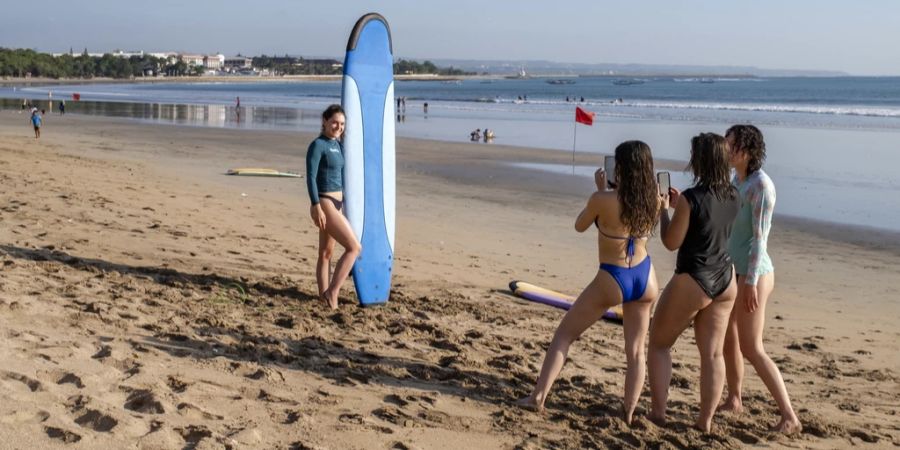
[
  {"x1": 73, "y1": 409, "x2": 119, "y2": 432},
  {"x1": 176, "y1": 425, "x2": 213, "y2": 449},
  {"x1": 0, "y1": 370, "x2": 43, "y2": 392},
  {"x1": 36, "y1": 370, "x2": 84, "y2": 389},
  {"x1": 0, "y1": 410, "x2": 50, "y2": 425},
  {"x1": 176, "y1": 402, "x2": 224, "y2": 421},
  {"x1": 123, "y1": 389, "x2": 167, "y2": 414},
  {"x1": 44, "y1": 426, "x2": 82, "y2": 443}
]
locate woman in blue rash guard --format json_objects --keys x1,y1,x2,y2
[{"x1": 306, "y1": 104, "x2": 361, "y2": 310}]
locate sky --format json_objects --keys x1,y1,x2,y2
[{"x1": 1, "y1": 0, "x2": 897, "y2": 75}]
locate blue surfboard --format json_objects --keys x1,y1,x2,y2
[{"x1": 342, "y1": 13, "x2": 396, "y2": 306}]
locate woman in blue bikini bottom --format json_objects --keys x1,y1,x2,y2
[{"x1": 517, "y1": 141, "x2": 661, "y2": 425}]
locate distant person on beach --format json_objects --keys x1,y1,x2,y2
[
  {"x1": 236, "y1": 96, "x2": 241, "y2": 108},
  {"x1": 423, "y1": 102, "x2": 428, "y2": 114},
  {"x1": 517, "y1": 141, "x2": 661, "y2": 425},
  {"x1": 470, "y1": 128, "x2": 481, "y2": 142},
  {"x1": 720, "y1": 125, "x2": 801, "y2": 434},
  {"x1": 58, "y1": 101, "x2": 65, "y2": 115},
  {"x1": 31, "y1": 111, "x2": 42, "y2": 138},
  {"x1": 305, "y1": 104, "x2": 361, "y2": 310},
  {"x1": 648, "y1": 133, "x2": 739, "y2": 432},
  {"x1": 483, "y1": 129, "x2": 494, "y2": 143}
]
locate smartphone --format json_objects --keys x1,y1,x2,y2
[
  {"x1": 604, "y1": 155, "x2": 617, "y2": 189},
  {"x1": 657, "y1": 171, "x2": 671, "y2": 196}
]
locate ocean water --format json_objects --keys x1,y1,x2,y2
[{"x1": 2, "y1": 76, "x2": 899, "y2": 232}]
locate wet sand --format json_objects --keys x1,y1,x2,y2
[{"x1": 0, "y1": 112, "x2": 897, "y2": 449}]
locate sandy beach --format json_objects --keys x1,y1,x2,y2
[{"x1": 0, "y1": 112, "x2": 897, "y2": 449}]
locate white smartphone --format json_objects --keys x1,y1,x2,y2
[
  {"x1": 657, "y1": 171, "x2": 671, "y2": 196},
  {"x1": 604, "y1": 155, "x2": 616, "y2": 189}
]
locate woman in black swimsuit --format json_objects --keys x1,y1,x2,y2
[{"x1": 647, "y1": 133, "x2": 739, "y2": 432}]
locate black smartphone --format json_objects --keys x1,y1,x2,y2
[
  {"x1": 657, "y1": 171, "x2": 671, "y2": 196},
  {"x1": 604, "y1": 155, "x2": 617, "y2": 189}
]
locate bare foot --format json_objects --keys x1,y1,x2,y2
[
  {"x1": 514, "y1": 396, "x2": 545, "y2": 413},
  {"x1": 647, "y1": 412, "x2": 666, "y2": 427},
  {"x1": 693, "y1": 421, "x2": 712, "y2": 433},
  {"x1": 717, "y1": 398, "x2": 744, "y2": 414},
  {"x1": 321, "y1": 290, "x2": 338, "y2": 310},
  {"x1": 771, "y1": 417, "x2": 802, "y2": 435}
]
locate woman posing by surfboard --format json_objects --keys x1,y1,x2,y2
[
  {"x1": 306, "y1": 104, "x2": 361, "y2": 310},
  {"x1": 719, "y1": 125, "x2": 801, "y2": 434},
  {"x1": 647, "y1": 133, "x2": 739, "y2": 432},
  {"x1": 517, "y1": 140, "x2": 661, "y2": 425}
]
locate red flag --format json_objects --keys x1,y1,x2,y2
[
  {"x1": 72, "y1": 93, "x2": 81, "y2": 101},
  {"x1": 575, "y1": 106, "x2": 595, "y2": 126}
]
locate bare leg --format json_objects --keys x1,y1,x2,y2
[
  {"x1": 735, "y1": 273, "x2": 802, "y2": 434},
  {"x1": 692, "y1": 278, "x2": 736, "y2": 433},
  {"x1": 622, "y1": 297, "x2": 654, "y2": 425},
  {"x1": 320, "y1": 199, "x2": 361, "y2": 309},
  {"x1": 517, "y1": 270, "x2": 621, "y2": 412},
  {"x1": 647, "y1": 273, "x2": 705, "y2": 425},
  {"x1": 315, "y1": 227, "x2": 335, "y2": 299},
  {"x1": 720, "y1": 298, "x2": 744, "y2": 413}
]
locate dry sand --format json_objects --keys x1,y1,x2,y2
[{"x1": 0, "y1": 112, "x2": 897, "y2": 449}]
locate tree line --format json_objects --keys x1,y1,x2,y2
[
  {"x1": 0, "y1": 48, "x2": 203, "y2": 78},
  {"x1": 0, "y1": 48, "x2": 473, "y2": 79}
]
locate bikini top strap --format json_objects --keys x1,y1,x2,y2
[{"x1": 597, "y1": 227, "x2": 647, "y2": 268}]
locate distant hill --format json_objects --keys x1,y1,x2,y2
[{"x1": 422, "y1": 59, "x2": 847, "y2": 77}]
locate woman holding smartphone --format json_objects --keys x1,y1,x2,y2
[
  {"x1": 648, "y1": 133, "x2": 739, "y2": 432},
  {"x1": 719, "y1": 125, "x2": 801, "y2": 434},
  {"x1": 306, "y1": 104, "x2": 361, "y2": 310},
  {"x1": 517, "y1": 141, "x2": 660, "y2": 425}
]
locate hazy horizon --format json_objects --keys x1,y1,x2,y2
[{"x1": 1, "y1": 0, "x2": 897, "y2": 76}]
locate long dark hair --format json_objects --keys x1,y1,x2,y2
[
  {"x1": 689, "y1": 133, "x2": 736, "y2": 201},
  {"x1": 320, "y1": 104, "x2": 344, "y2": 134},
  {"x1": 726, "y1": 124, "x2": 766, "y2": 174},
  {"x1": 615, "y1": 140, "x2": 659, "y2": 236}
]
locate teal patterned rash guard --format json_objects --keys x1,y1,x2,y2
[
  {"x1": 305, "y1": 135, "x2": 344, "y2": 204},
  {"x1": 727, "y1": 169, "x2": 776, "y2": 285}
]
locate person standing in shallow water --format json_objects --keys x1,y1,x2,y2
[
  {"x1": 719, "y1": 124, "x2": 802, "y2": 434},
  {"x1": 305, "y1": 104, "x2": 361, "y2": 310},
  {"x1": 517, "y1": 140, "x2": 661, "y2": 425}
]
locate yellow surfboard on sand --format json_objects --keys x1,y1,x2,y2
[{"x1": 227, "y1": 168, "x2": 302, "y2": 178}]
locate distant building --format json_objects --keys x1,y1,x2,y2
[
  {"x1": 303, "y1": 58, "x2": 343, "y2": 69},
  {"x1": 180, "y1": 54, "x2": 205, "y2": 67},
  {"x1": 110, "y1": 50, "x2": 144, "y2": 58},
  {"x1": 203, "y1": 54, "x2": 225, "y2": 70},
  {"x1": 149, "y1": 52, "x2": 179, "y2": 64},
  {"x1": 224, "y1": 56, "x2": 253, "y2": 69}
]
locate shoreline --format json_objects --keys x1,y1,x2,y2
[{"x1": 5, "y1": 109, "x2": 898, "y2": 240}]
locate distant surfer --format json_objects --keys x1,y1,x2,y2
[
  {"x1": 517, "y1": 141, "x2": 661, "y2": 425},
  {"x1": 305, "y1": 104, "x2": 361, "y2": 310}
]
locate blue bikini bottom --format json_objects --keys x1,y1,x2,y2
[{"x1": 600, "y1": 256, "x2": 651, "y2": 303}]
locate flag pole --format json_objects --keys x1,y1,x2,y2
[{"x1": 572, "y1": 115, "x2": 577, "y2": 174}]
